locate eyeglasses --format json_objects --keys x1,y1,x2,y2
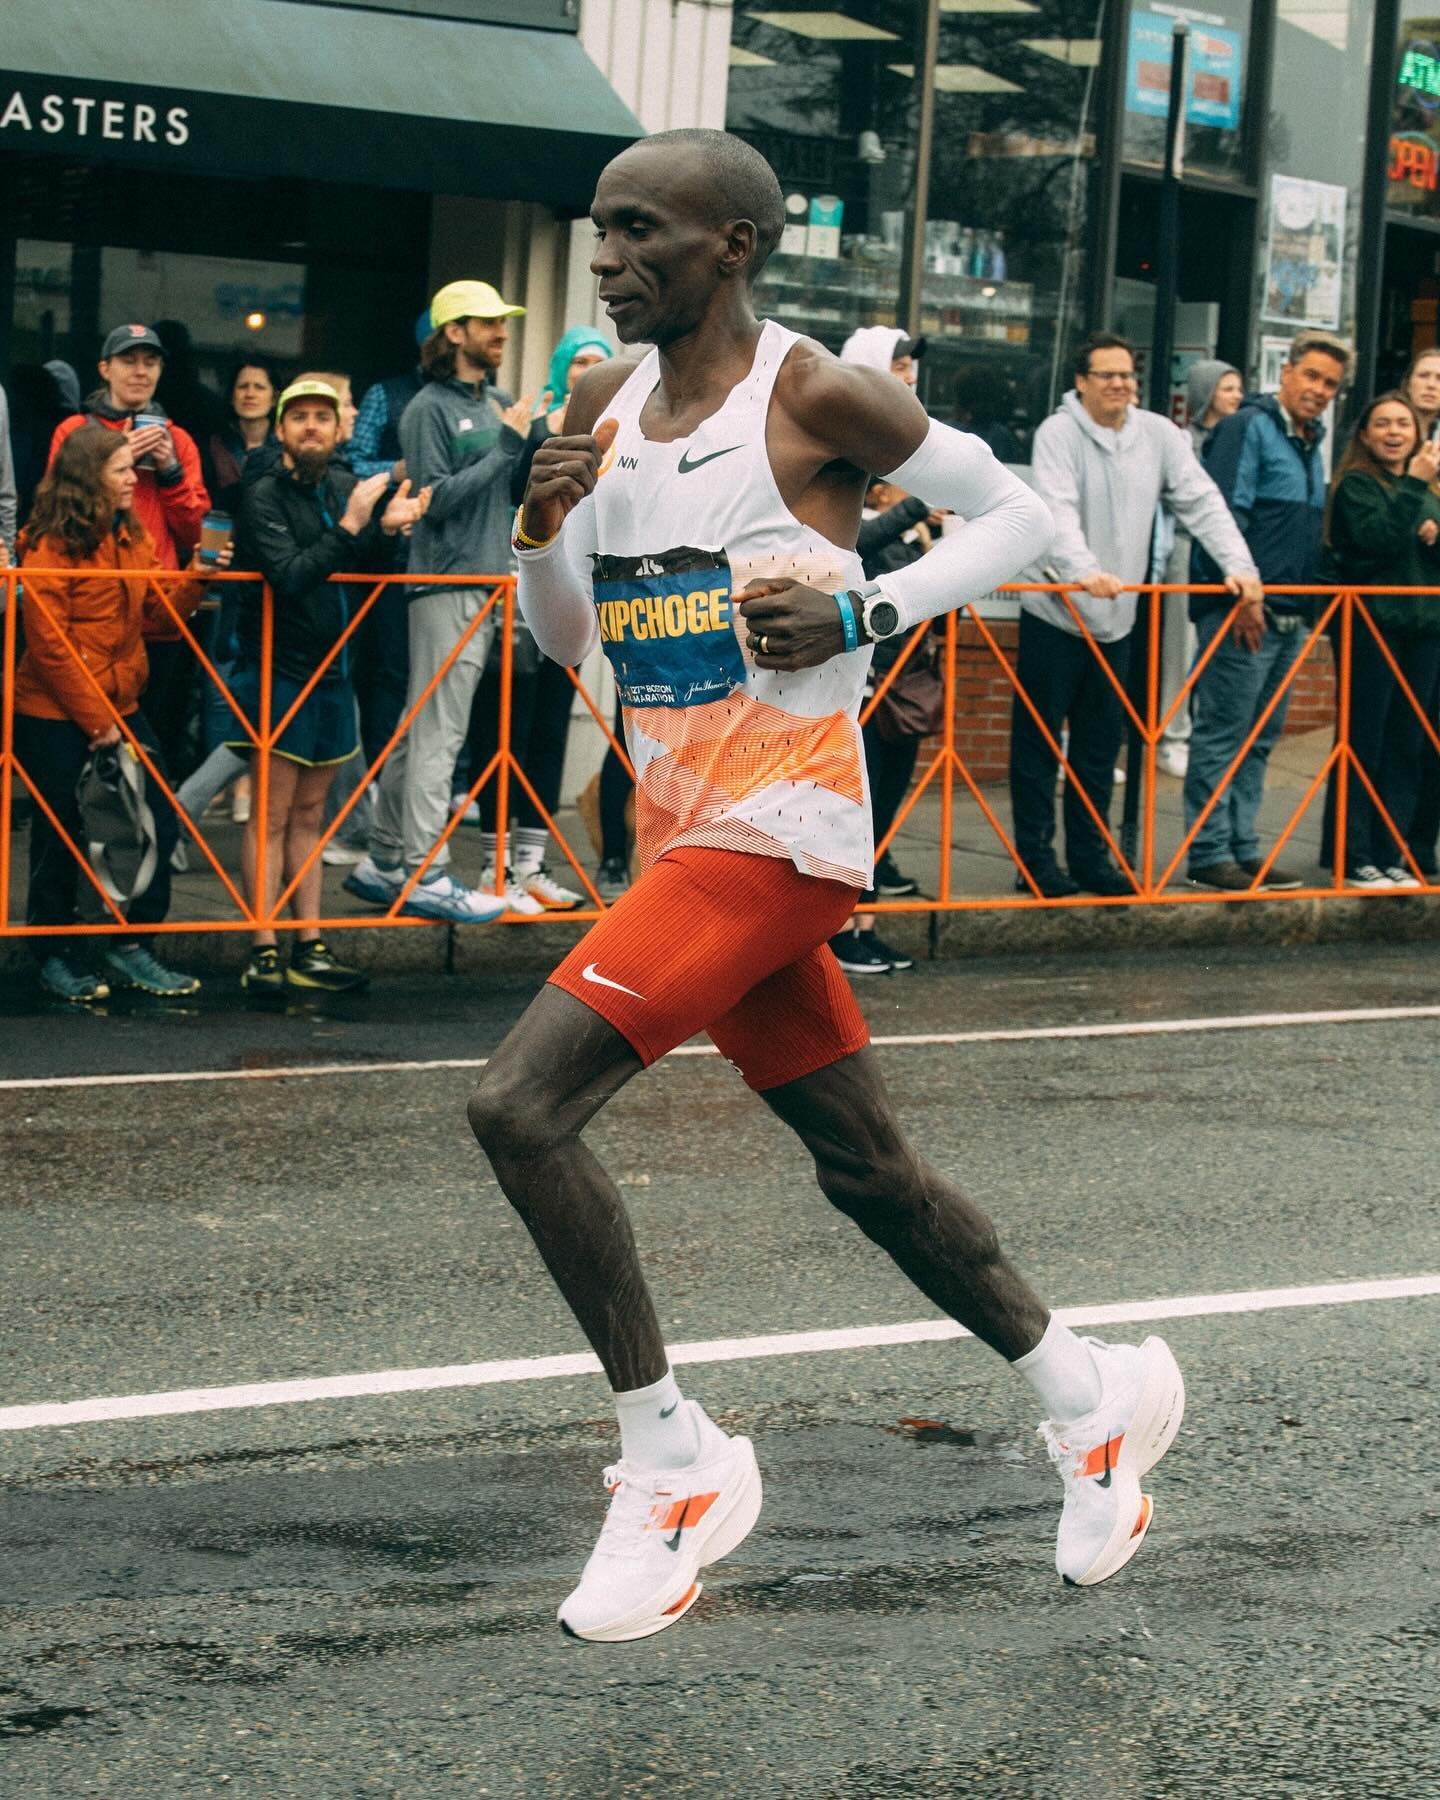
[{"x1": 1086, "y1": 371, "x2": 1137, "y2": 385}]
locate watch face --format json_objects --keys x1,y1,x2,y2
[{"x1": 868, "y1": 599, "x2": 900, "y2": 639}]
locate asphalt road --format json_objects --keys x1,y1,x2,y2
[{"x1": 2, "y1": 943, "x2": 1438, "y2": 1798}]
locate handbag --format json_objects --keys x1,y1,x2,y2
[{"x1": 873, "y1": 637, "x2": 946, "y2": 743}]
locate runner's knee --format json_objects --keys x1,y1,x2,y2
[{"x1": 466, "y1": 1067, "x2": 556, "y2": 1160}]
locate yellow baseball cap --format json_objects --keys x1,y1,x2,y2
[
  {"x1": 430, "y1": 280, "x2": 526, "y2": 328},
  {"x1": 275, "y1": 378, "x2": 340, "y2": 420}
]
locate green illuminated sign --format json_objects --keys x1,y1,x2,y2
[{"x1": 1400, "y1": 46, "x2": 1440, "y2": 99}]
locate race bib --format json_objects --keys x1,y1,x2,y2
[{"x1": 591, "y1": 547, "x2": 745, "y2": 707}]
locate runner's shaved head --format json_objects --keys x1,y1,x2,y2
[{"x1": 607, "y1": 129, "x2": 785, "y2": 281}]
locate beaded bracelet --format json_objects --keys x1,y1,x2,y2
[{"x1": 512, "y1": 506, "x2": 557, "y2": 551}]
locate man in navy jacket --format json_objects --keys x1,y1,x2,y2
[{"x1": 1184, "y1": 331, "x2": 1349, "y2": 889}]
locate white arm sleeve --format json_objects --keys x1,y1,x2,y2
[
  {"x1": 872, "y1": 420, "x2": 1055, "y2": 629},
  {"x1": 514, "y1": 494, "x2": 601, "y2": 667}
]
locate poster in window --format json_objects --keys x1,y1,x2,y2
[{"x1": 1261, "y1": 176, "x2": 1346, "y2": 331}]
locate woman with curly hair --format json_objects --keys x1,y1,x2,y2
[{"x1": 16, "y1": 424, "x2": 218, "y2": 1001}]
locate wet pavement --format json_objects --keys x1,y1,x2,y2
[{"x1": 2, "y1": 944, "x2": 1438, "y2": 1796}]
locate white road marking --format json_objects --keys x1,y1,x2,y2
[
  {"x1": 2, "y1": 1004, "x2": 1436, "y2": 1093},
  {"x1": 2, "y1": 1273, "x2": 1436, "y2": 1433}
]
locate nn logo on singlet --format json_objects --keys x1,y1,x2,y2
[
  {"x1": 591, "y1": 546, "x2": 746, "y2": 708},
  {"x1": 616, "y1": 454, "x2": 640, "y2": 471}
]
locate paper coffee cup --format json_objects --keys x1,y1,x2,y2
[{"x1": 199, "y1": 510, "x2": 233, "y2": 566}]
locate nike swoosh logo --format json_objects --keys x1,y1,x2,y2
[
  {"x1": 581, "y1": 962, "x2": 646, "y2": 1001},
  {"x1": 664, "y1": 1499, "x2": 692, "y2": 1551},
  {"x1": 677, "y1": 445, "x2": 742, "y2": 474},
  {"x1": 659, "y1": 1401, "x2": 679, "y2": 1418},
  {"x1": 1096, "y1": 1438, "x2": 1113, "y2": 1489}
]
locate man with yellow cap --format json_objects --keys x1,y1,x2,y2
[{"x1": 346, "y1": 280, "x2": 535, "y2": 922}]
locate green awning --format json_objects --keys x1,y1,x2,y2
[{"x1": 0, "y1": 0, "x2": 643, "y2": 210}]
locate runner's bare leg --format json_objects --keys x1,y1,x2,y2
[
  {"x1": 760, "y1": 1047, "x2": 1049, "y2": 1359},
  {"x1": 467, "y1": 986, "x2": 666, "y2": 1391}
]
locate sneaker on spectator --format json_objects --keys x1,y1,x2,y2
[
  {"x1": 103, "y1": 944, "x2": 200, "y2": 997},
  {"x1": 321, "y1": 842, "x2": 364, "y2": 867},
  {"x1": 240, "y1": 946, "x2": 284, "y2": 995},
  {"x1": 1015, "y1": 860, "x2": 1080, "y2": 899},
  {"x1": 873, "y1": 852, "x2": 920, "y2": 898},
  {"x1": 523, "y1": 865, "x2": 584, "y2": 911},
  {"x1": 38, "y1": 956, "x2": 109, "y2": 1004},
  {"x1": 861, "y1": 929, "x2": 913, "y2": 971},
  {"x1": 1345, "y1": 863, "x2": 1394, "y2": 889},
  {"x1": 1238, "y1": 857, "x2": 1302, "y2": 891},
  {"x1": 1384, "y1": 865, "x2": 1423, "y2": 889},
  {"x1": 479, "y1": 864, "x2": 546, "y2": 917},
  {"x1": 451, "y1": 792, "x2": 481, "y2": 826},
  {"x1": 288, "y1": 938, "x2": 369, "y2": 992},
  {"x1": 170, "y1": 840, "x2": 189, "y2": 874},
  {"x1": 400, "y1": 870, "x2": 507, "y2": 923},
  {"x1": 596, "y1": 856, "x2": 631, "y2": 902},
  {"x1": 1188, "y1": 860, "x2": 1255, "y2": 891},
  {"x1": 1155, "y1": 741, "x2": 1189, "y2": 778},
  {"x1": 829, "y1": 928, "x2": 890, "y2": 975},
  {"x1": 344, "y1": 855, "x2": 406, "y2": 906}
]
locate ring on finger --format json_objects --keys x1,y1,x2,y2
[{"x1": 759, "y1": 634, "x2": 769, "y2": 656}]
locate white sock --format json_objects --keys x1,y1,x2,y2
[
  {"x1": 514, "y1": 826, "x2": 548, "y2": 875},
  {"x1": 1013, "y1": 1317, "x2": 1103, "y2": 1423},
  {"x1": 480, "y1": 830, "x2": 500, "y2": 869},
  {"x1": 614, "y1": 1368, "x2": 699, "y2": 1470}
]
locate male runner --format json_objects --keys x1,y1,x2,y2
[{"x1": 469, "y1": 129, "x2": 1185, "y2": 1643}]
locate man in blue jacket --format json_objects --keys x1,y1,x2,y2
[{"x1": 1185, "y1": 331, "x2": 1349, "y2": 889}]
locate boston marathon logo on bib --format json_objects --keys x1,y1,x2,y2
[{"x1": 591, "y1": 547, "x2": 746, "y2": 708}]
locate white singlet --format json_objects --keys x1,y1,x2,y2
[{"x1": 585, "y1": 319, "x2": 872, "y2": 888}]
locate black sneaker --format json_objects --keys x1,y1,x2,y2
[
  {"x1": 873, "y1": 852, "x2": 920, "y2": 898},
  {"x1": 828, "y1": 930, "x2": 891, "y2": 975},
  {"x1": 1015, "y1": 861, "x2": 1080, "y2": 898},
  {"x1": 1071, "y1": 862, "x2": 1134, "y2": 898},
  {"x1": 288, "y1": 939, "x2": 370, "y2": 992},
  {"x1": 1188, "y1": 860, "x2": 1254, "y2": 892},
  {"x1": 595, "y1": 856, "x2": 631, "y2": 902},
  {"x1": 861, "y1": 929, "x2": 914, "y2": 971},
  {"x1": 240, "y1": 945, "x2": 284, "y2": 994}
]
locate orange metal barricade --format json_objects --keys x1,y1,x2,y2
[{"x1": 2, "y1": 566, "x2": 1437, "y2": 942}]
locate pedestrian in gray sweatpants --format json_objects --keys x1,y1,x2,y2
[{"x1": 346, "y1": 280, "x2": 534, "y2": 923}]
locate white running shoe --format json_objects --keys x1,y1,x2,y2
[
  {"x1": 523, "y1": 865, "x2": 584, "y2": 911},
  {"x1": 1038, "y1": 1335, "x2": 1185, "y2": 1587},
  {"x1": 478, "y1": 864, "x2": 545, "y2": 917},
  {"x1": 343, "y1": 854, "x2": 405, "y2": 906},
  {"x1": 399, "y1": 871, "x2": 507, "y2": 923},
  {"x1": 1156, "y1": 741, "x2": 1189, "y2": 778},
  {"x1": 559, "y1": 1402, "x2": 763, "y2": 1643}
]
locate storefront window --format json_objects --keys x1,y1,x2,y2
[
  {"x1": 1254, "y1": 0, "x2": 1371, "y2": 375},
  {"x1": 727, "y1": 1, "x2": 1102, "y2": 453},
  {"x1": 1122, "y1": 0, "x2": 1252, "y2": 183},
  {"x1": 727, "y1": 3, "x2": 921, "y2": 347},
  {"x1": 919, "y1": 0, "x2": 1104, "y2": 453},
  {"x1": 1390, "y1": 5, "x2": 1440, "y2": 222}
]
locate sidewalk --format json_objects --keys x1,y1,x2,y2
[{"x1": 3, "y1": 728, "x2": 1437, "y2": 976}]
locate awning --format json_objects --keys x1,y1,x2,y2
[{"x1": 0, "y1": 0, "x2": 643, "y2": 211}]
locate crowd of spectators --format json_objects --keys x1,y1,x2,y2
[{"x1": 2, "y1": 299, "x2": 1438, "y2": 1005}]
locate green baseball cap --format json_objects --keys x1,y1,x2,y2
[
  {"x1": 430, "y1": 280, "x2": 525, "y2": 328},
  {"x1": 275, "y1": 378, "x2": 340, "y2": 420}
]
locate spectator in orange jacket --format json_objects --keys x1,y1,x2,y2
[
  {"x1": 17, "y1": 425, "x2": 215, "y2": 1004},
  {"x1": 48, "y1": 323, "x2": 211, "y2": 780}
]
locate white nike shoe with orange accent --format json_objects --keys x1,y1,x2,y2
[
  {"x1": 1039, "y1": 1335, "x2": 1185, "y2": 1587},
  {"x1": 559, "y1": 1402, "x2": 763, "y2": 1643}
]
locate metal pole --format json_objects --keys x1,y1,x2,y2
[
  {"x1": 1124, "y1": 23, "x2": 1189, "y2": 865},
  {"x1": 1084, "y1": 0, "x2": 1133, "y2": 333},
  {"x1": 897, "y1": 0, "x2": 940, "y2": 339},
  {"x1": 1352, "y1": 0, "x2": 1402, "y2": 423}
]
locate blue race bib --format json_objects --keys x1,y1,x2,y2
[{"x1": 591, "y1": 546, "x2": 746, "y2": 708}]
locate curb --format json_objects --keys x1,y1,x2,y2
[{"x1": 7, "y1": 892, "x2": 1437, "y2": 980}]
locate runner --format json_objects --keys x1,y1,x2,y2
[{"x1": 468, "y1": 129, "x2": 1185, "y2": 1643}]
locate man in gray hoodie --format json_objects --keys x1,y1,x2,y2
[
  {"x1": 1013, "y1": 333, "x2": 1260, "y2": 896},
  {"x1": 346, "y1": 280, "x2": 534, "y2": 923}
]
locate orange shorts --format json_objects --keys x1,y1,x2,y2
[{"x1": 548, "y1": 846, "x2": 869, "y2": 1090}]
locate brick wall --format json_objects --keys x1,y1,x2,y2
[{"x1": 928, "y1": 617, "x2": 1336, "y2": 783}]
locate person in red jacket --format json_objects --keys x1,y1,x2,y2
[
  {"x1": 48, "y1": 323, "x2": 210, "y2": 779},
  {"x1": 17, "y1": 424, "x2": 214, "y2": 1003}
]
